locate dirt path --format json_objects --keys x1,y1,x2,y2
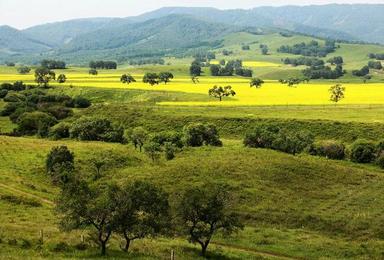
[{"x1": 0, "y1": 183, "x2": 54, "y2": 206}]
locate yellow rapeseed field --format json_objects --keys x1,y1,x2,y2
[{"x1": 1, "y1": 71, "x2": 384, "y2": 106}]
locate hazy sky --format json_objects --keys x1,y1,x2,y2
[{"x1": 1, "y1": 0, "x2": 383, "y2": 29}]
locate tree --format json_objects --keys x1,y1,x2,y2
[
  {"x1": 143, "y1": 73, "x2": 159, "y2": 86},
  {"x1": 56, "y1": 181, "x2": 119, "y2": 255},
  {"x1": 208, "y1": 85, "x2": 236, "y2": 101},
  {"x1": 250, "y1": 78, "x2": 264, "y2": 88},
  {"x1": 143, "y1": 142, "x2": 162, "y2": 162},
  {"x1": 178, "y1": 184, "x2": 243, "y2": 256},
  {"x1": 190, "y1": 61, "x2": 202, "y2": 76},
  {"x1": 17, "y1": 66, "x2": 31, "y2": 74},
  {"x1": 261, "y1": 46, "x2": 269, "y2": 55},
  {"x1": 57, "y1": 74, "x2": 67, "y2": 83},
  {"x1": 350, "y1": 140, "x2": 376, "y2": 163},
  {"x1": 159, "y1": 72, "x2": 174, "y2": 84},
  {"x1": 129, "y1": 127, "x2": 148, "y2": 152},
  {"x1": 89, "y1": 69, "x2": 98, "y2": 75},
  {"x1": 34, "y1": 67, "x2": 56, "y2": 87},
  {"x1": 113, "y1": 181, "x2": 169, "y2": 252},
  {"x1": 120, "y1": 74, "x2": 136, "y2": 84},
  {"x1": 329, "y1": 84, "x2": 345, "y2": 104},
  {"x1": 46, "y1": 146, "x2": 74, "y2": 184}
]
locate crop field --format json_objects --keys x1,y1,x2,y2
[{"x1": 2, "y1": 67, "x2": 384, "y2": 107}]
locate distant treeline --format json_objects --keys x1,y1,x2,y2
[
  {"x1": 283, "y1": 57, "x2": 324, "y2": 67},
  {"x1": 277, "y1": 40, "x2": 336, "y2": 57},
  {"x1": 129, "y1": 58, "x2": 165, "y2": 66},
  {"x1": 89, "y1": 61, "x2": 117, "y2": 69},
  {"x1": 41, "y1": 59, "x2": 66, "y2": 69}
]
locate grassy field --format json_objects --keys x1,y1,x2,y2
[{"x1": 2, "y1": 136, "x2": 384, "y2": 259}]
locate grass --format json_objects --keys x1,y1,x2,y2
[{"x1": 1, "y1": 136, "x2": 384, "y2": 258}]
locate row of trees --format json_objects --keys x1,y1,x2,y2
[
  {"x1": 47, "y1": 146, "x2": 242, "y2": 256},
  {"x1": 89, "y1": 61, "x2": 117, "y2": 70},
  {"x1": 282, "y1": 57, "x2": 325, "y2": 67},
  {"x1": 368, "y1": 53, "x2": 384, "y2": 60},
  {"x1": 41, "y1": 59, "x2": 66, "y2": 69},
  {"x1": 210, "y1": 60, "x2": 252, "y2": 77}
]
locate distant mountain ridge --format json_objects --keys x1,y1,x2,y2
[{"x1": 0, "y1": 4, "x2": 384, "y2": 62}]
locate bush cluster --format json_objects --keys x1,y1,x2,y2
[{"x1": 244, "y1": 125, "x2": 314, "y2": 155}]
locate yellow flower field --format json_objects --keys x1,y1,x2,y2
[{"x1": 1, "y1": 71, "x2": 384, "y2": 106}]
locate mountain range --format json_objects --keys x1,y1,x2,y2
[{"x1": 1, "y1": 4, "x2": 384, "y2": 63}]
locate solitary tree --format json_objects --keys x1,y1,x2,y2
[
  {"x1": 208, "y1": 85, "x2": 236, "y2": 101},
  {"x1": 120, "y1": 74, "x2": 136, "y2": 84},
  {"x1": 143, "y1": 73, "x2": 159, "y2": 86},
  {"x1": 329, "y1": 84, "x2": 345, "y2": 104},
  {"x1": 57, "y1": 74, "x2": 67, "y2": 83},
  {"x1": 190, "y1": 61, "x2": 202, "y2": 76},
  {"x1": 159, "y1": 72, "x2": 174, "y2": 84},
  {"x1": 250, "y1": 78, "x2": 264, "y2": 88},
  {"x1": 129, "y1": 127, "x2": 148, "y2": 152},
  {"x1": 56, "y1": 181, "x2": 120, "y2": 255},
  {"x1": 114, "y1": 181, "x2": 170, "y2": 252},
  {"x1": 178, "y1": 184, "x2": 243, "y2": 256},
  {"x1": 46, "y1": 146, "x2": 74, "y2": 184},
  {"x1": 34, "y1": 67, "x2": 56, "y2": 87}
]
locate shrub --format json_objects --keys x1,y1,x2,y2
[
  {"x1": 244, "y1": 125, "x2": 280, "y2": 148},
  {"x1": 350, "y1": 140, "x2": 376, "y2": 163},
  {"x1": 183, "y1": 123, "x2": 222, "y2": 147},
  {"x1": 16, "y1": 111, "x2": 57, "y2": 137},
  {"x1": 164, "y1": 142, "x2": 176, "y2": 161},
  {"x1": 49, "y1": 122, "x2": 71, "y2": 140},
  {"x1": 73, "y1": 96, "x2": 91, "y2": 108},
  {"x1": 17, "y1": 66, "x2": 31, "y2": 74},
  {"x1": 3, "y1": 93, "x2": 24, "y2": 102},
  {"x1": 0, "y1": 89, "x2": 8, "y2": 98},
  {"x1": 376, "y1": 152, "x2": 384, "y2": 169},
  {"x1": 51, "y1": 242, "x2": 70, "y2": 252},
  {"x1": 20, "y1": 239, "x2": 32, "y2": 249},
  {"x1": 272, "y1": 130, "x2": 314, "y2": 155},
  {"x1": 42, "y1": 105, "x2": 73, "y2": 120},
  {"x1": 46, "y1": 146, "x2": 74, "y2": 174},
  {"x1": 70, "y1": 117, "x2": 124, "y2": 143},
  {"x1": 309, "y1": 140, "x2": 345, "y2": 160}
]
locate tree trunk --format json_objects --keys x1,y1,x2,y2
[
  {"x1": 122, "y1": 232, "x2": 131, "y2": 252},
  {"x1": 101, "y1": 241, "x2": 107, "y2": 255},
  {"x1": 201, "y1": 243, "x2": 208, "y2": 257},
  {"x1": 219, "y1": 96, "x2": 222, "y2": 101}
]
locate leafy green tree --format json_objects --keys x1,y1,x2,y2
[
  {"x1": 143, "y1": 73, "x2": 159, "y2": 86},
  {"x1": 57, "y1": 74, "x2": 67, "y2": 83},
  {"x1": 250, "y1": 78, "x2": 264, "y2": 88},
  {"x1": 46, "y1": 146, "x2": 74, "y2": 184},
  {"x1": 208, "y1": 85, "x2": 236, "y2": 101},
  {"x1": 16, "y1": 111, "x2": 57, "y2": 137},
  {"x1": 120, "y1": 74, "x2": 136, "y2": 84},
  {"x1": 279, "y1": 78, "x2": 302, "y2": 87},
  {"x1": 56, "y1": 181, "x2": 119, "y2": 255},
  {"x1": 178, "y1": 184, "x2": 243, "y2": 256},
  {"x1": 34, "y1": 67, "x2": 56, "y2": 87},
  {"x1": 190, "y1": 61, "x2": 202, "y2": 76},
  {"x1": 113, "y1": 181, "x2": 170, "y2": 252},
  {"x1": 329, "y1": 84, "x2": 345, "y2": 104},
  {"x1": 143, "y1": 142, "x2": 162, "y2": 162},
  {"x1": 17, "y1": 66, "x2": 31, "y2": 74},
  {"x1": 129, "y1": 127, "x2": 148, "y2": 152},
  {"x1": 159, "y1": 72, "x2": 174, "y2": 84}
]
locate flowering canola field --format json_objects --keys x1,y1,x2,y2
[{"x1": 1, "y1": 71, "x2": 384, "y2": 106}]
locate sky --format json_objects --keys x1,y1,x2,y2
[{"x1": 1, "y1": 0, "x2": 383, "y2": 29}]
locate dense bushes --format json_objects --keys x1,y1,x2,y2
[
  {"x1": 303, "y1": 64, "x2": 345, "y2": 79},
  {"x1": 349, "y1": 140, "x2": 376, "y2": 163},
  {"x1": 70, "y1": 117, "x2": 124, "y2": 143},
  {"x1": 283, "y1": 57, "x2": 324, "y2": 67},
  {"x1": 352, "y1": 66, "x2": 370, "y2": 77},
  {"x1": 16, "y1": 111, "x2": 57, "y2": 137},
  {"x1": 244, "y1": 125, "x2": 314, "y2": 155},
  {"x1": 309, "y1": 140, "x2": 345, "y2": 160},
  {"x1": 41, "y1": 59, "x2": 66, "y2": 69},
  {"x1": 183, "y1": 123, "x2": 223, "y2": 147}
]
